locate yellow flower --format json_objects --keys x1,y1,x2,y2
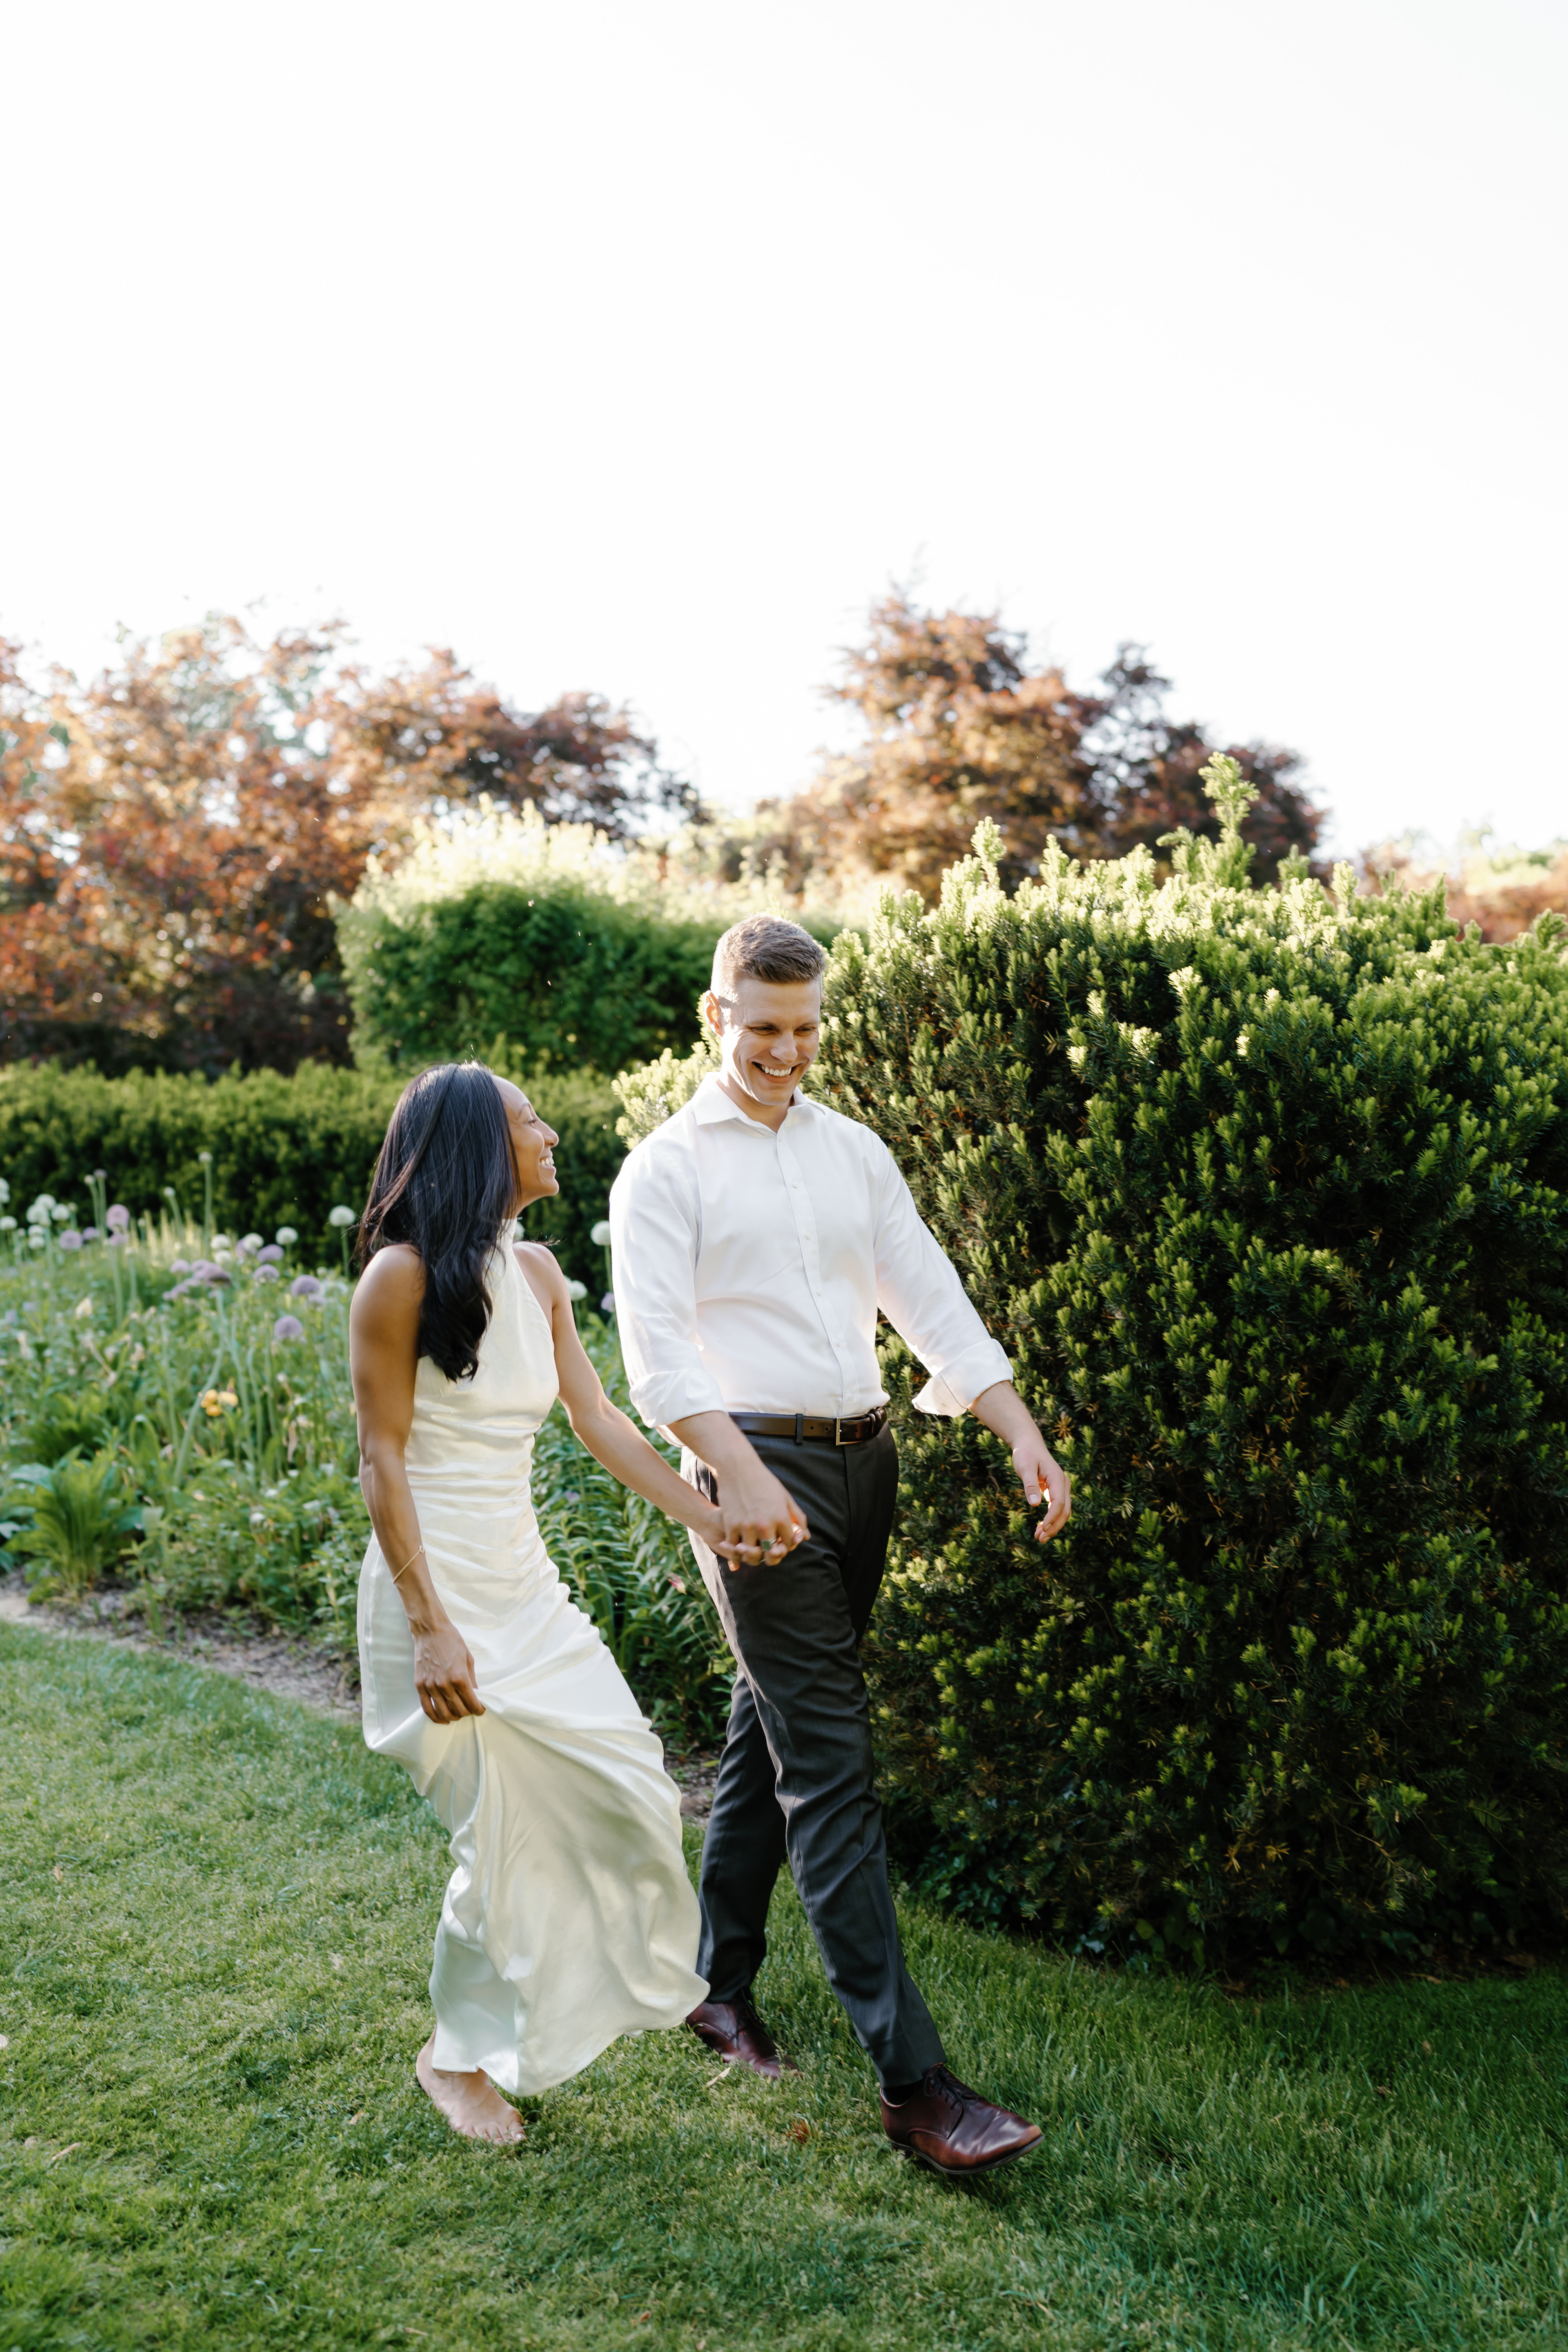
[
  {"x1": 217, "y1": 1389, "x2": 238, "y2": 1411},
  {"x1": 201, "y1": 1389, "x2": 222, "y2": 1417}
]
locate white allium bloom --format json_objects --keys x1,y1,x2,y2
[
  {"x1": 0, "y1": 1218, "x2": 14, "y2": 1232},
  {"x1": 590, "y1": 1220, "x2": 612, "y2": 1248},
  {"x1": 327, "y1": 1205, "x2": 356, "y2": 1228},
  {"x1": 564, "y1": 1279, "x2": 588, "y2": 1301},
  {"x1": 26, "y1": 1196, "x2": 54, "y2": 1225},
  {"x1": 275, "y1": 1227, "x2": 298, "y2": 1246},
  {"x1": 0, "y1": 1178, "x2": 9, "y2": 1205},
  {"x1": 51, "y1": 1203, "x2": 71, "y2": 1222}
]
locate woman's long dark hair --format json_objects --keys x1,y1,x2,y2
[{"x1": 357, "y1": 1063, "x2": 517, "y2": 1382}]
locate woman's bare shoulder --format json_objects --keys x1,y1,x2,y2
[
  {"x1": 513, "y1": 1240, "x2": 566, "y2": 1301},
  {"x1": 352, "y1": 1243, "x2": 424, "y2": 1321}
]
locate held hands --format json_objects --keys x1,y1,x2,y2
[
  {"x1": 412, "y1": 1619, "x2": 486, "y2": 1723},
  {"x1": 703, "y1": 1463, "x2": 809, "y2": 1572}
]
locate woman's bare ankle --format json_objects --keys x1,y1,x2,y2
[{"x1": 415, "y1": 2034, "x2": 524, "y2": 2143}]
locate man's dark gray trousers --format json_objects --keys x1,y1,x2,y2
[{"x1": 683, "y1": 1424, "x2": 945, "y2": 2091}]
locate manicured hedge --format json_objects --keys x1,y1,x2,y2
[
  {"x1": 0, "y1": 1061, "x2": 621, "y2": 1285},
  {"x1": 796, "y1": 771, "x2": 1568, "y2": 1958},
  {"x1": 341, "y1": 880, "x2": 720, "y2": 1078}
]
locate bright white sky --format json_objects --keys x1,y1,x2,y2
[{"x1": 3, "y1": 0, "x2": 1564, "y2": 860}]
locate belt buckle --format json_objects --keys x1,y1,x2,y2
[{"x1": 834, "y1": 1416, "x2": 850, "y2": 1446}]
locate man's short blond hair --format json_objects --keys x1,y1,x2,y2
[{"x1": 711, "y1": 914, "x2": 826, "y2": 998}]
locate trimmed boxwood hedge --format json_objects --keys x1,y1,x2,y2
[{"x1": 0, "y1": 1061, "x2": 622, "y2": 1285}]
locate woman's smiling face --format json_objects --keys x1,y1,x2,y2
[{"x1": 495, "y1": 1078, "x2": 559, "y2": 1210}]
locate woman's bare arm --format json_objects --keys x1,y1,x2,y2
[
  {"x1": 349, "y1": 1246, "x2": 485, "y2": 1723},
  {"x1": 515, "y1": 1245, "x2": 748, "y2": 1553}
]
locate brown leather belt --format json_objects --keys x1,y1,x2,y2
[{"x1": 730, "y1": 1407, "x2": 890, "y2": 1448}]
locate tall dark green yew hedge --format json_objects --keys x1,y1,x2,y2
[{"x1": 814, "y1": 764, "x2": 1568, "y2": 1958}]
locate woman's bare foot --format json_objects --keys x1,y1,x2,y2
[{"x1": 415, "y1": 2034, "x2": 525, "y2": 2145}]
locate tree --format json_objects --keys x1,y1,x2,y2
[
  {"x1": 326, "y1": 651, "x2": 694, "y2": 840},
  {"x1": 0, "y1": 620, "x2": 685, "y2": 1075},
  {"x1": 727, "y1": 592, "x2": 1321, "y2": 902}
]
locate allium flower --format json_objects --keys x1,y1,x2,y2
[
  {"x1": 327, "y1": 1205, "x2": 356, "y2": 1229},
  {"x1": 58, "y1": 1231, "x2": 83, "y2": 1251},
  {"x1": 290, "y1": 1274, "x2": 323, "y2": 1300},
  {"x1": 590, "y1": 1220, "x2": 612, "y2": 1248},
  {"x1": 27, "y1": 1229, "x2": 45, "y2": 1248},
  {"x1": 601, "y1": 1291, "x2": 616, "y2": 1315},
  {"x1": 273, "y1": 1314, "x2": 305, "y2": 1342},
  {"x1": 0, "y1": 1217, "x2": 14, "y2": 1232},
  {"x1": 169, "y1": 1258, "x2": 191, "y2": 1275},
  {"x1": 26, "y1": 1196, "x2": 53, "y2": 1225},
  {"x1": 565, "y1": 1279, "x2": 587, "y2": 1301},
  {"x1": 0, "y1": 1178, "x2": 9, "y2": 1205},
  {"x1": 275, "y1": 1227, "x2": 298, "y2": 1246},
  {"x1": 81, "y1": 1226, "x2": 99, "y2": 1242},
  {"x1": 253, "y1": 1263, "x2": 280, "y2": 1283},
  {"x1": 238, "y1": 1232, "x2": 263, "y2": 1253},
  {"x1": 106, "y1": 1204, "x2": 131, "y2": 1232},
  {"x1": 50, "y1": 1204, "x2": 71, "y2": 1223},
  {"x1": 256, "y1": 1243, "x2": 283, "y2": 1264}
]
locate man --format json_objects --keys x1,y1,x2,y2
[{"x1": 609, "y1": 914, "x2": 1071, "y2": 2177}]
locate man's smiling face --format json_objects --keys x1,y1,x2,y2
[{"x1": 704, "y1": 975, "x2": 822, "y2": 1122}]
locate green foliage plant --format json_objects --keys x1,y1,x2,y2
[
  {"x1": 2, "y1": 1450, "x2": 143, "y2": 1600},
  {"x1": 797, "y1": 759, "x2": 1568, "y2": 1958}
]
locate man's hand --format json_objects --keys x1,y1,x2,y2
[
  {"x1": 411, "y1": 1619, "x2": 486, "y2": 1723},
  {"x1": 669, "y1": 1410, "x2": 809, "y2": 1570},
  {"x1": 971, "y1": 1381, "x2": 1073, "y2": 1544}
]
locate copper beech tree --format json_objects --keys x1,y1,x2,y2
[
  {"x1": 0, "y1": 620, "x2": 686, "y2": 1074},
  {"x1": 735, "y1": 592, "x2": 1322, "y2": 903}
]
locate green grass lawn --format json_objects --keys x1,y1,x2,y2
[{"x1": 2, "y1": 1626, "x2": 1565, "y2": 2352}]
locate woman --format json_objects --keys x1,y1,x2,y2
[{"x1": 351, "y1": 1062, "x2": 757, "y2": 2145}]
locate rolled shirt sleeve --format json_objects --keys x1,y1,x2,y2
[
  {"x1": 608, "y1": 1143, "x2": 728, "y2": 1429},
  {"x1": 870, "y1": 1150, "x2": 1013, "y2": 1416}
]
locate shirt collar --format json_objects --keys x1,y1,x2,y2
[{"x1": 691, "y1": 1072, "x2": 816, "y2": 1129}]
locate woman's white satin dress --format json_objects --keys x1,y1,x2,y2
[{"x1": 357, "y1": 1243, "x2": 706, "y2": 2095}]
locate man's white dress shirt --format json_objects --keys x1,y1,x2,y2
[{"x1": 609, "y1": 1074, "x2": 1011, "y2": 1429}]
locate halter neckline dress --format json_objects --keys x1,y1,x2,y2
[{"x1": 357, "y1": 1243, "x2": 706, "y2": 2094}]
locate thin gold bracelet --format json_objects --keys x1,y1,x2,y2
[{"x1": 389, "y1": 1543, "x2": 426, "y2": 1582}]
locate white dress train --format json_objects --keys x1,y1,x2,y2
[{"x1": 356, "y1": 1243, "x2": 706, "y2": 2095}]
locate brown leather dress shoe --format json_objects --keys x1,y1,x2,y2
[
  {"x1": 686, "y1": 1996, "x2": 800, "y2": 2080},
  {"x1": 880, "y1": 2066, "x2": 1042, "y2": 2176}
]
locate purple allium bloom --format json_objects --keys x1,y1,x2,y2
[
  {"x1": 253, "y1": 1263, "x2": 280, "y2": 1283},
  {"x1": 58, "y1": 1230, "x2": 83, "y2": 1251},
  {"x1": 106, "y1": 1204, "x2": 131, "y2": 1231},
  {"x1": 82, "y1": 1225, "x2": 99, "y2": 1242},
  {"x1": 194, "y1": 1261, "x2": 231, "y2": 1285},
  {"x1": 256, "y1": 1243, "x2": 284, "y2": 1264},
  {"x1": 290, "y1": 1274, "x2": 323, "y2": 1300},
  {"x1": 170, "y1": 1258, "x2": 191, "y2": 1275},
  {"x1": 601, "y1": 1290, "x2": 616, "y2": 1314},
  {"x1": 165, "y1": 1279, "x2": 194, "y2": 1299},
  {"x1": 272, "y1": 1314, "x2": 305, "y2": 1342}
]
